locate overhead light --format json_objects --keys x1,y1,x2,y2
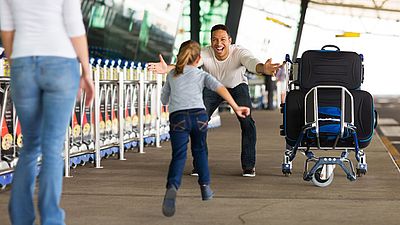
[
  {"x1": 266, "y1": 17, "x2": 291, "y2": 28},
  {"x1": 335, "y1": 32, "x2": 360, "y2": 37}
]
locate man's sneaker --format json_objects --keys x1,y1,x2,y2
[
  {"x1": 190, "y1": 169, "x2": 199, "y2": 177},
  {"x1": 200, "y1": 184, "x2": 214, "y2": 201},
  {"x1": 242, "y1": 168, "x2": 256, "y2": 177},
  {"x1": 162, "y1": 186, "x2": 177, "y2": 217}
]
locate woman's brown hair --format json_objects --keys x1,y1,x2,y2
[{"x1": 175, "y1": 40, "x2": 200, "y2": 76}]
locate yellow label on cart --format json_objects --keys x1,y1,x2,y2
[
  {"x1": 83, "y1": 123, "x2": 91, "y2": 136},
  {"x1": 99, "y1": 121, "x2": 105, "y2": 132},
  {"x1": 161, "y1": 112, "x2": 167, "y2": 120},
  {"x1": 125, "y1": 116, "x2": 132, "y2": 127},
  {"x1": 2, "y1": 133, "x2": 13, "y2": 150},
  {"x1": 112, "y1": 118, "x2": 118, "y2": 133},
  {"x1": 73, "y1": 125, "x2": 81, "y2": 138},
  {"x1": 106, "y1": 120, "x2": 112, "y2": 130},
  {"x1": 132, "y1": 115, "x2": 138, "y2": 127},
  {"x1": 145, "y1": 114, "x2": 151, "y2": 124},
  {"x1": 99, "y1": 68, "x2": 105, "y2": 80},
  {"x1": 17, "y1": 134, "x2": 23, "y2": 148},
  {"x1": 113, "y1": 68, "x2": 118, "y2": 80},
  {"x1": 126, "y1": 69, "x2": 131, "y2": 80}
]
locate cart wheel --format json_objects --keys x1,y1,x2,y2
[
  {"x1": 356, "y1": 168, "x2": 367, "y2": 177},
  {"x1": 79, "y1": 161, "x2": 86, "y2": 166},
  {"x1": 71, "y1": 163, "x2": 77, "y2": 169},
  {"x1": 283, "y1": 171, "x2": 291, "y2": 177},
  {"x1": 311, "y1": 167, "x2": 334, "y2": 187},
  {"x1": 282, "y1": 167, "x2": 292, "y2": 177},
  {"x1": 0, "y1": 184, "x2": 6, "y2": 191}
]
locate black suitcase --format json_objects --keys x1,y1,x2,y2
[
  {"x1": 297, "y1": 45, "x2": 364, "y2": 90},
  {"x1": 283, "y1": 89, "x2": 375, "y2": 149}
]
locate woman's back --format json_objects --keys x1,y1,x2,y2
[{"x1": 0, "y1": 0, "x2": 85, "y2": 58}]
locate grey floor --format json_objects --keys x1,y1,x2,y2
[{"x1": 1, "y1": 110, "x2": 400, "y2": 225}]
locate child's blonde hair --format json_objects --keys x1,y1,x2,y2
[{"x1": 175, "y1": 40, "x2": 200, "y2": 76}]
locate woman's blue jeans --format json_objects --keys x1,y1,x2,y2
[
  {"x1": 167, "y1": 109, "x2": 210, "y2": 189},
  {"x1": 9, "y1": 56, "x2": 80, "y2": 225}
]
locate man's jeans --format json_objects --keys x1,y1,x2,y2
[
  {"x1": 203, "y1": 83, "x2": 256, "y2": 170},
  {"x1": 167, "y1": 109, "x2": 210, "y2": 189},
  {"x1": 9, "y1": 56, "x2": 80, "y2": 225}
]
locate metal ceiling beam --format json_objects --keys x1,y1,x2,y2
[
  {"x1": 292, "y1": 0, "x2": 309, "y2": 61},
  {"x1": 190, "y1": 0, "x2": 201, "y2": 43},
  {"x1": 225, "y1": 0, "x2": 244, "y2": 44},
  {"x1": 309, "y1": 0, "x2": 400, "y2": 13}
]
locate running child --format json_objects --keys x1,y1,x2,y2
[{"x1": 161, "y1": 40, "x2": 250, "y2": 217}]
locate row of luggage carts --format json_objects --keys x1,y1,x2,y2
[{"x1": 0, "y1": 56, "x2": 171, "y2": 189}]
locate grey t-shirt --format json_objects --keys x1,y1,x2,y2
[{"x1": 161, "y1": 65, "x2": 223, "y2": 113}]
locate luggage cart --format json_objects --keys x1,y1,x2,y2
[{"x1": 280, "y1": 45, "x2": 377, "y2": 187}]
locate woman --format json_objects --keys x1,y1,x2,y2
[{"x1": 0, "y1": 0, "x2": 94, "y2": 224}]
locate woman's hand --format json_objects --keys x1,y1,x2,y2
[{"x1": 79, "y1": 69, "x2": 94, "y2": 107}]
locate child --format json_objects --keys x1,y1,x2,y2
[{"x1": 161, "y1": 40, "x2": 250, "y2": 217}]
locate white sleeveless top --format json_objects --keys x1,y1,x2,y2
[{"x1": 0, "y1": 0, "x2": 86, "y2": 59}]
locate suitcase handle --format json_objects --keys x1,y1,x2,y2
[{"x1": 321, "y1": 45, "x2": 340, "y2": 51}]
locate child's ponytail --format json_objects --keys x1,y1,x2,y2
[{"x1": 175, "y1": 40, "x2": 200, "y2": 76}]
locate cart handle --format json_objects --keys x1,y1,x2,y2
[{"x1": 321, "y1": 45, "x2": 340, "y2": 51}]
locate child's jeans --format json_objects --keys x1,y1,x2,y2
[
  {"x1": 9, "y1": 56, "x2": 80, "y2": 225},
  {"x1": 166, "y1": 108, "x2": 210, "y2": 189}
]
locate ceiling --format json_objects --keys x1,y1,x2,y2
[{"x1": 307, "y1": 0, "x2": 400, "y2": 20}]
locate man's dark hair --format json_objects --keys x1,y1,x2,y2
[{"x1": 211, "y1": 24, "x2": 230, "y2": 37}]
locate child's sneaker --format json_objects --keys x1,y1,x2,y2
[
  {"x1": 190, "y1": 169, "x2": 199, "y2": 176},
  {"x1": 200, "y1": 184, "x2": 214, "y2": 201},
  {"x1": 242, "y1": 168, "x2": 256, "y2": 177},
  {"x1": 162, "y1": 186, "x2": 177, "y2": 217}
]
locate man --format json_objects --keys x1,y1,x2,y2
[{"x1": 148, "y1": 24, "x2": 280, "y2": 177}]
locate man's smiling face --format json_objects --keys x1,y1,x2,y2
[{"x1": 211, "y1": 29, "x2": 231, "y2": 61}]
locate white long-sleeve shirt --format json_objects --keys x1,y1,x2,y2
[
  {"x1": 199, "y1": 45, "x2": 261, "y2": 88},
  {"x1": 0, "y1": 0, "x2": 86, "y2": 58}
]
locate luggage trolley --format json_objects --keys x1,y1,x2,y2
[
  {"x1": 68, "y1": 96, "x2": 84, "y2": 168},
  {"x1": 142, "y1": 66, "x2": 157, "y2": 146},
  {"x1": 98, "y1": 59, "x2": 118, "y2": 158},
  {"x1": 109, "y1": 60, "x2": 121, "y2": 155},
  {"x1": 81, "y1": 88, "x2": 95, "y2": 158},
  {"x1": 121, "y1": 61, "x2": 139, "y2": 150},
  {"x1": 280, "y1": 45, "x2": 377, "y2": 187},
  {"x1": 0, "y1": 56, "x2": 15, "y2": 189},
  {"x1": 67, "y1": 89, "x2": 95, "y2": 168}
]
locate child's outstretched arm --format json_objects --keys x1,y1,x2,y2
[{"x1": 215, "y1": 86, "x2": 250, "y2": 118}]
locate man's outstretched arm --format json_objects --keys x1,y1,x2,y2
[
  {"x1": 147, "y1": 54, "x2": 175, "y2": 74},
  {"x1": 255, "y1": 58, "x2": 282, "y2": 76}
]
